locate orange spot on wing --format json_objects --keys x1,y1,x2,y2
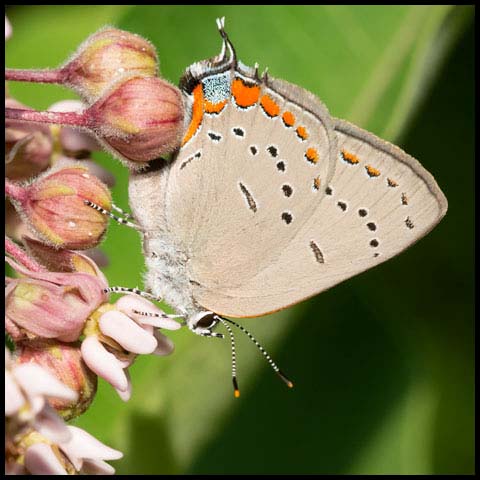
[
  {"x1": 204, "y1": 99, "x2": 227, "y2": 114},
  {"x1": 305, "y1": 148, "x2": 319, "y2": 164},
  {"x1": 231, "y1": 78, "x2": 260, "y2": 108},
  {"x1": 365, "y1": 165, "x2": 381, "y2": 177},
  {"x1": 282, "y1": 111, "x2": 295, "y2": 127},
  {"x1": 313, "y1": 176, "x2": 321, "y2": 190},
  {"x1": 341, "y1": 149, "x2": 360, "y2": 164},
  {"x1": 260, "y1": 94, "x2": 280, "y2": 117},
  {"x1": 401, "y1": 193, "x2": 408, "y2": 205},
  {"x1": 296, "y1": 126, "x2": 308, "y2": 140},
  {"x1": 182, "y1": 84, "x2": 204, "y2": 146}
]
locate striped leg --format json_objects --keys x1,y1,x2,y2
[
  {"x1": 104, "y1": 286, "x2": 162, "y2": 302},
  {"x1": 84, "y1": 200, "x2": 143, "y2": 231},
  {"x1": 188, "y1": 322, "x2": 224, "y2": 339},
  {"x1": 111, "y1": 203, "x2": 134, "y2": 220},
  {"x1": 132, "y1": 309, "x2": 184, "y2": 320}
]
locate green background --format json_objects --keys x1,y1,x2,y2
[{"x1": 6, "y1": 5, "x2": 474, "y2": 474}]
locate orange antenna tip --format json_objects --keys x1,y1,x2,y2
[
  {"x1": 277, "y1": 369, "x2": 294, "y2": 389},
  {"x1": 233, "y1": 377, "x2": 240, "y2": 398}
]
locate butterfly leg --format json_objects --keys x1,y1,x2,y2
[
  {"x1": 84, "y1": 200, "x2": 144, "y2": 231},
  {"x1": 111, "y1": 203, "x2": 135, "y2": 220},
  {"x1": 104, "y1": 286, "x2": 163, "y2": 302},
  {"x1": 188, "y1": 323, "x2": 224, "y2": 339},
  {"x1": 131, "y1": 309, "x2": 184, "y2": 321}
]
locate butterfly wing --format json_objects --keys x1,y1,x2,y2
[
  {"x1": 163, "y1": 69, "x2": 338, "y2": 291},
  {"x1": 191, "y1": 111, "x2": 447, "y2": 317}
]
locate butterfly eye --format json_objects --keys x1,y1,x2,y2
[{"x1": 193, "y1": 312, "x2": 219, "y2": 330}]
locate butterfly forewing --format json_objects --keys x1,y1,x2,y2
[{"x1": 165, "y1": 69, "x2": 338, "y2": 288}]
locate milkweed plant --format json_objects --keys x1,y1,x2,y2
[{"x1": 5, "y1": 16, "x2": 186, "y2": 474}]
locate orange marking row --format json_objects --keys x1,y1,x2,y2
[
  {"x1": 232, "y1": 78, "x2": 260, "y2": 108},
  {"x1": 365, "y1": 165, "x2": 381, "y2": 177},
  {"x1": 282, "y1": 111, "x2": 295, "y2": 127},
  {"x1": 182, "y1": 84, "x2": 204, "y2": 146},
  {"x1": 260, "y1": 94, "x2": 280, "y2": 117},
  {"x1": 341, "y1": 149, "x2": 359, "y2": 164},
  {"x1": 305, "y1": 148, "x2": 319, "y2": 164},
  {"x1": 296, "y1": 126, "x2": 309, "y2": 140}
]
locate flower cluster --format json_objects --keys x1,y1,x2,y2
[{"x1": 5, "y1": 16, "x2": 185, "y2": 474}]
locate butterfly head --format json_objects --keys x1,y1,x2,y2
[{"x1": 188, "y1": 311, "x2": 223, "y2": 338}]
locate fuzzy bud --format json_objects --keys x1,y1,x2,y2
[
  {"x1": 6, "y1": 98, "x2": 53, "y2": 180},
  {"x1": 86, "y1": 76, "x2": 185, "y2": 165},
  {"x1": 17, "y1": 340, "x2": 97, "y2": 420},
  {"x1": 61, "y1": 27, "x2": 158, "y2": 102},
  {"x1": 23, "y1": 236, "x2": 108, "y2": 282},
  {"x1": 8, "y1": 164, "x2": 112, "y2": 249},
  {"x1": 5, "y1": 256, "x2": 108, "y2": 343}
]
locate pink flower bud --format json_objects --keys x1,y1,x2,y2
[
  {"x1": 17, "y1": 340, "x2": 97, "y2": 420},
  {"x1": 5, "y1": 257, "x2": 108, "y2": 342},
  {"x1": 6, "y1": 98, "x2": 53, "y2": 180},
  {"x1": 8, "y1": 164, "x2": 112, "y2": 249},
  {"x1": 86, "y1": 76, "x2": 185, "y2": 165},
  {"x1": 22, "y1": 236, "x2": 108, "y2": 284},
  {"x1": 48, "y1": 100, "x2": 101, "y2": 154},
  {"x1": 61, "y1": 27, "x2": 158, "y2": 102}
]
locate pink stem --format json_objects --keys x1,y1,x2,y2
[
  {"x1": 5, "y1": 179, "x2": 27, "y2": 202},
  {"x1": 5, "y1": 236, "x2": 45, "y2": 272},
  {"x1": 5, "y1": 107, "x2": 89, "y2": 127},
  {"x1": 5, "y1": 67, "x2": 66, "y2": 84}
]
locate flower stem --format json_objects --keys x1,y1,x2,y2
[
  {"x1": 5, "y1": 179, "x2": 27, "y2": 202},
  {"x1": 5, "y1": 236, "x2": 45, "y2": 272},
  {"x1": 5, "y1": 67, "x2": 66, "y2": 84},
  {"x1": 5, "y1": 107, "x2": 88, "y2": 127}
]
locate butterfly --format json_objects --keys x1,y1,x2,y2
[{"x1": 127, "y1": 18, "x2": 447, "y2": 394}]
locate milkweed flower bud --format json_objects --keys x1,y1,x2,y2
[
  {"x1": 5, "y1": 256, "x2": 108, "y2": 342},
  {"x1": 6, "y1": 163, "x2": 112, "y2": 249},
  {"x1": 17, "y1": 340, "x2": 97, "y2": 420},
  {"x1": 6, "y1": 98, "x2": 53, "y2": 180},
  {"x1": 61, "y1": 27, "x2": 158, "y2": 102},
  {"x1": 86, "y1": 76, "x2": 185, "y2": 166},
  {"x1": 48, "y1": 100, "x2": 100, "y2": 155},
  {"x1": 22, "y1": 235, "x2": 108, "y2": 280}
]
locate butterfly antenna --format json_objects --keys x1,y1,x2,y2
[
  {"x1": 217, "y1": 317, "x2": 240, "y2": 398},
  {"x1": 222, "y1": 318, "x2": 294, "y2": 389}
]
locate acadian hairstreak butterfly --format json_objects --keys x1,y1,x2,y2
[{"x1": 127, "y1": 18, "x2": 447, "y2": 396}]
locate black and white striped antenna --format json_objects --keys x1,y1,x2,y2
[
  {"x1": 217, "y1": 317, "x2": 240, "y2": 398},
  {"x1": 220, "y1": 317, "x2": 293, "y2": 397}
]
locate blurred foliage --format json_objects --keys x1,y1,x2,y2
[{"x1": 6, "y1": 5, "x2": 474, "y2": 475}]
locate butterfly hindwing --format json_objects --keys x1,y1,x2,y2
[{"x1": 192, "y1": 117, "x2": 447, "y2": 317}]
